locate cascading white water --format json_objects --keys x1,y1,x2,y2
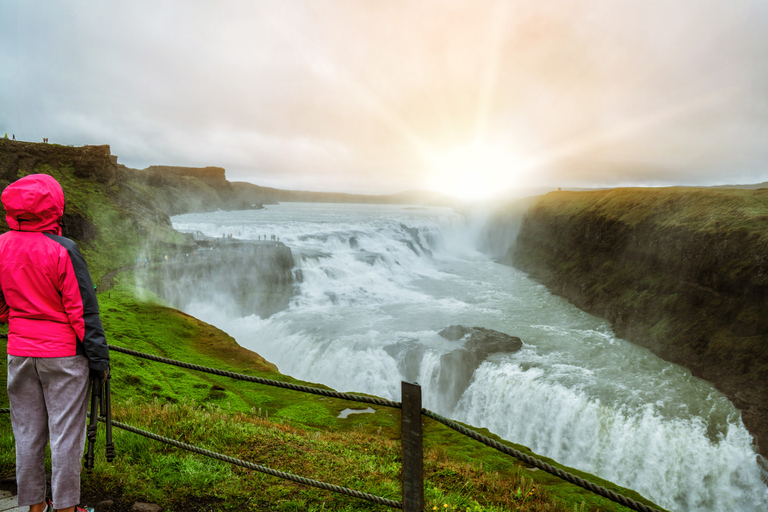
[{"x1": 171, "y1": 202, "x2": 768, "y2": 512}]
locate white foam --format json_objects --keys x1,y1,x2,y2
[
  {"x1": 456, "y1": 361, "x2": 768, "y2": 511},
  {"x1": 171, "y1": 204, "x2": 768, "y2": 512}
]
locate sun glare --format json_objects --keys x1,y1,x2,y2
[{"x1": 425, "y1": 141, "x2": 524, "y2": 200}]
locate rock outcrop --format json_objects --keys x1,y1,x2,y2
[
  {"x1": 0, "y1": 141, "x2": 120, "y2": 186},
  {"x1": 0, "y1": 140, "x2": 274, "y2": 276},
  {"x1": 436, "y1": 326, "x2": 523, "y2": 409},
  {"x1": 508, "y1": 187, "x2": 768, "y2": 456},
  {"x1": 143, "y1": 165, "x2": 228, "y2": 188}
]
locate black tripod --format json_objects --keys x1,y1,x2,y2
[{"x1": 84, "y1": 372, "x2": 114, "y2": 473}]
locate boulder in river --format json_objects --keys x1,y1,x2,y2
[{"x1": 436, "y1": 326, "x2": 523, "y2": 410}]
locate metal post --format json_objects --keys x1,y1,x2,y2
[{"x1": 401, "y1": 381, "x2": 423, "y2": 512}]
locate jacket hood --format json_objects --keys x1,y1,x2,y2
[{"x1": 2, "y1": 174, "x2": 65, "y2": 235}]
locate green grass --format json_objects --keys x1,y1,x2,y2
[
  {"x1": 0, "y1": 275, "x2": 665, "y2": 511},
  {"x1": 536, "y1": 187, "x2": 768, "y2": 233}
]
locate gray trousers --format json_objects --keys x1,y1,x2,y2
[{"x1": 7, "y1": 354, "x2": 90, "y2": 509}]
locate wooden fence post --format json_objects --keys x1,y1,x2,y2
[{"x1": 401, "y1": 381, "x2": 423, "y2": 512}]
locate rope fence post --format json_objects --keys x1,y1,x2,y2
[{"x1": 401, "y1": 381, "x2": 423, "y2": 512}]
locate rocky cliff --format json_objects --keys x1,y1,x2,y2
[
  {"x1": 508, "y1": 187, "x2": 768, "y2": 457},
  {"x1": 0, "y1": 140, "x2": 261, "y2": 222},
  {"x1": 0, "y1": 139, "x2": 194, "y2": 277},
  {"x1": 0, "y1": 141, "x2": 275, "y2": 281},
  {"x1": 136, "y1": 165, "x2": 262, "y2": 215}
]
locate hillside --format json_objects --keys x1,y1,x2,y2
[
  {"x1": 0, "y1": 139, "x2": 196, "y2": 279},
  {"x1": 230, "y1": 181, "x2": 454, "y2": 207},
  {"x1": 509, "y1": 187, "x2": 768, "y2": 457},
  {"x1": 0, "y1": 140, "x2": 665, "y2": 511}
]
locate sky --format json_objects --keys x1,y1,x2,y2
[{"x1": 2, "y1": 0, "x2": 768, "y2": 199}]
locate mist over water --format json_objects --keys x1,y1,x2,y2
[{"x1": 171, "y1": 203, "x2": 768, "y2": 512}]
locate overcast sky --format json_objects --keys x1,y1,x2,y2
[{"x1": 2, "y1": 1, "x2": 767, "y2": 198}]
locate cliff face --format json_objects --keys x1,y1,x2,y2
[
  {"x1": 0, "y1": 140, "x2": 194, "y2": 277},
  {"x1": 143, "y1": 165, "x2": 228, "y2": 188},
  {"x1": 0, "y1": 140, "x2": 257, "y2": 277},
  {"x1": 136, "y1": 165, "x2": 258, "y2": 215},
  {"x1": 139, "y1": 241, "x2": 297, "y2": 319},
  {"x1": 0, "y1": 140, "x2": 120, "y2": 186},
  {"x1": 509, "y1": 188, "x2": 768, "y2": 456}
]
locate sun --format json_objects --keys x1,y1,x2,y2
[{"x1": 424, "y1": 141, "x2": 525, "y2": 200}]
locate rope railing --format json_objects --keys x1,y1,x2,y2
[
  {"x1": 107, "y1": 345, "x2": 401, "y2": 409},
  {"x1": 93, "y1": 414, "x2": 402, "y2": 509},
  {"x1": 107, "y1": 347, "x2": 662, "y2": 512},
  {"x1": 421, "y1": 409, "x2": 661, "y2": 512},
  {"x1": 1, "y1": 346, "x2": 664, "y2": 512}
]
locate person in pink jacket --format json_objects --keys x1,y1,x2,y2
[{"x1": 1, "y1": 174, "x2": 109, "y2": 512}]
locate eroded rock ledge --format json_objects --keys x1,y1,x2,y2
[{"x1": 508, "y1": 188, "x2": 768, "y2": 456}]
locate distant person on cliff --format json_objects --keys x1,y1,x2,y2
[{"x1": 0, "y1": 174, "x2": 110, "y2": 512}]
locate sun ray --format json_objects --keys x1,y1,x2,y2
[
  {"x1": 265, "y1": 14, "x2": 434, "y2": 160},
  {"x1": 523, "y1": 87, "x2": 742, "y2": 171},
  {"x1": 473, "y1": 1, "x2": 513, "y2": 142}
]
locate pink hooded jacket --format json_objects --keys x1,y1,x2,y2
[{"x1": 0, "y1": 174, "x2": 109, "y2": 370}]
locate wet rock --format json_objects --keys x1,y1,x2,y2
[
  {"x1": 400, "y1": 239, "x2": 420, "y2": 255},
  {"x1": 354, "y1": 250, "x2": 381, "y2": 265},
  {"x1": 384, "y1": 340, "x2": 427, "y2": 383},
  {"x1": 349, "y1": 236, "x2": 359, "y2": 249},
  {"x1": 399, "y1": 223, "x2": 433, "y2": 256},
  {"x1": 400, "y1": 223, "x2": 420, "y2": 240},
  {"x1": 437, "y1": 326, "x2": 523, "y2": 409},
  {"x1": 438, "y1": 325, "x2": 472, "y2": 341},
  {"x1": 438, "y1": 325, "x2": 523, "y2": 355},
  {"x1": 142, "y1": 244, "x2": 297, "y2": 319}
]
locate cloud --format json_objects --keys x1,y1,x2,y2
[{"x1": 1, "y1": 0, "x2": 767, "y2": 195}]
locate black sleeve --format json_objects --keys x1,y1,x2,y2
[{"x1": 45, "y1": 233, "x2": 110, "y2": 370}]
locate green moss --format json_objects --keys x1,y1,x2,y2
[{"x1": 275, "y1": 403, "x2": 338, "y2": 428}]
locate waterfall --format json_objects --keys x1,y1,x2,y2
[{"x1": 168, "y1": 203, "x2": 768, "y2": 512}]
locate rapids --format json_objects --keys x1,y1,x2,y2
[{"x1": 170, "y1": 202, "x2": 768, "y2": 512}]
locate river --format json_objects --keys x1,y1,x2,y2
[{"x1": 170, "y1": 202, "x2": 768, "y2": 512}]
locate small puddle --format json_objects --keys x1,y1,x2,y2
[{"x1": 337, "y1": 407, "x2": 376, "y2": 419}]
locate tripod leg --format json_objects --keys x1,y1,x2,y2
[
  {"x1": 105, "y1": 378, "x2": 114, "y2": 462},
  {"x1": 85, "y1": 377, "x2": 99, "y2": 473}
]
